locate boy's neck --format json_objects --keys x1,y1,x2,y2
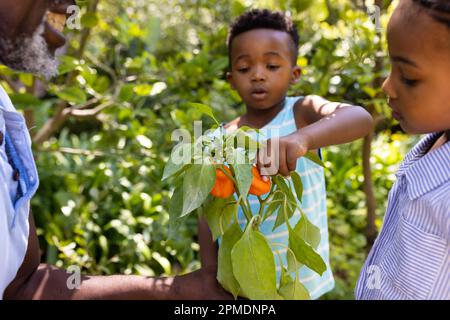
[{"x1": 241, "y1": 98, "x2": 286, "y2": 129}]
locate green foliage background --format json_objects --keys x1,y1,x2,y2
[{"x1": 0, "y1": 0, "x2": 418, "y2": 299}]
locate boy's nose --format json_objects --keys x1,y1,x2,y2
[{"x1": 251, "y1": 66, "x2": 266, "y2": 81}]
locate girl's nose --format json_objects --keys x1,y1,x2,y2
[{"x1": 382, "y1": 74, "x2": 397, "y2": 100}]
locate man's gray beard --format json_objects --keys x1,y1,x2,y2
[{"x1": 0, "y1": 24, "x2": 59, "y2": 79}]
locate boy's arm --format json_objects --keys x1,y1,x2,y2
[
  {"x1": 258, "y1": 95, "x2": 373, "y2": 177},
  {"x1": 293, "y1": 95, "x2": 374, "y2": 150}
]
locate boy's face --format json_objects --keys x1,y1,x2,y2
[
  {"x1": 382, "y1": 0, "x2": 450, "y2": 134},
  {"x1": 227, "y1": 29, "x2": 301, "y2": 110}
]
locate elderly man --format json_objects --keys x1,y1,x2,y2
[{"x1": 0, "y1": 0, "x2": 228, "y2": 300}]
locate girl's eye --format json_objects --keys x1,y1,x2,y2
[
  {"x1": 401, "y1": 75, "x2": 418, "y2": 86},
  {"x1": 267, "y1": 65, "x2": 280, "y2": 70}
]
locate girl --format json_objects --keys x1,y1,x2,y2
[{"x1": 356, "y1": 0, "x2": 450, "y2": 299}]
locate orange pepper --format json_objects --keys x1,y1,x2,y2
[
  {"x1": 249, "y1": 166, "x2": 271, "y2": 196},
  {"x1": 210, "y1": 166, "x2": 235, "y2": 198}
]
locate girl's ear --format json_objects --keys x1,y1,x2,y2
[
  {"x1": 290, "y1": 66, "x2": 302, "y2": 84},
  {"x1": 227, "y1": 71, "x2": 235, "y2": 89}
]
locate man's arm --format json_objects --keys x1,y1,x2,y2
[{"x1": 4, "y1": 212, "x2": 230, "y2": 300}]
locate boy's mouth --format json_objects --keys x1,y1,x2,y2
[{"x1": 251, "y1": 88, "x2": 268, "y2": 100}]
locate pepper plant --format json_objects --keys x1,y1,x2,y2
[{"x1": 163, "y1": 104, "x2": 327, "y2": 300}]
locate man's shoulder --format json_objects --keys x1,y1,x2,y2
[{"x1": 0, "y1": 85, "x2": 15, "y2": 112}]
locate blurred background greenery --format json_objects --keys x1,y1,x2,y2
[{"x1": 0, "y1": 0, "x2": 418, "y2": 299}]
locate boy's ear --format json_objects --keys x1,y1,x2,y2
[
  {"x1": 290, "y1": 66, "x2": 302, "y2": 84},
  {"x1": 227, "y1": 71, "x2": 235, "y2": 89}
]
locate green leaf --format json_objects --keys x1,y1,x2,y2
[
  {"x1": 294, "y1": 213, "x2": 321, "y2": 250},
  {"x1": 98, "y1": 235, "x2": 108, "y2": 256},
  {"x1": 168, "y1": 182, "x2": 184, "y2": 235},
  {"x1": 304, "y1": 151, "x2": 325, "y2": 168},
  {"x1": 209, "y1": 57, "x2": 229, "y2": 75},
  {"x1": 136, "y1": 135, "x2": 153, "y2": 149},
  {"x1": 55, "y1": 86, "x2": 87, "y2": 104},
  {"x1": 231, "y1": 221, "x2": 281, "y2": 300},
  {"x1": 119, "y1": 84, "x2": 135, "y2": 102},
  {"x1": 273, "y1": 196, "x2": 294, "y2": 231},
  {"x1": 134, "y1": 84, "x2": 152, "y2": 96},
  {"x1": 162, "y1": 158, "x2": 183, "y2": 181},
  {"x1": 286, "y1": 248, "x2": 300, "y2": 273},
  {"x1": 274, "y1": 176, "x2": 297, "y2": 209},
  {"x1": 217, "y1": 222, "x2": 243, "y2": 299},
  {"x1": 278, "y1": 270, "x2": 310, "y2": 300},
  {"x1": 203, "y1": 198, "x2": 237, "y2": 241},
  {"x1": 293, "y1": 0, "x2": 314, "y2": 12},
  {"x1": 189, "y1": 103, "x2": 219, "y2": 125},
  {"x1": 263, "y1": 192, "x2": 282, "y2": 222},
  {"x1": 19, "y1": 73, "x2": 33, "y2": 87},
  {"x1": 162, "y1": 143, "x2": 192, "y2": 181},
  {"x1": 57, "y1": 55, "x2": 79, "y2": 75},
  {"x1": 288, "y1": 226, "x2": 327, "y2": 276},
  {"x1": 152, "y1": 252, "x2": 171, "y2": 275},
  {"x1": 9, "y1": 93, "x2": 41, "y2": 108},
  {"x1": 81, "y1": 12, "x2": 99, "y2": 28},
  {"x1": 181, "y1": 164, "x2": 216, "y2": 217},
  {"x1": 290, "y1": 171, "x2": 304, "y2": 203},
  {"x1": 232, "y1": 163, "x2": 253, "y2": 200}
]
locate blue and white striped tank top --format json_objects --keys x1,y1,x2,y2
[{"x1": 238, "y1": 96, "x2": 335, "y2": 299}]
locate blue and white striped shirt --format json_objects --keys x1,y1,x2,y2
[
  {"x1": 356, "y1": 133, "x2": 450, "y2": 300},
  {"x1": 238, "y1": 97, "x2": 334, "y2": 299}
]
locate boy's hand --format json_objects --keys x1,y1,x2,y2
[{"x1": 257, "y1": 131, "x2": 310, "y2": 178}]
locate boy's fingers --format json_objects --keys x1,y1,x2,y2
[
  {"x1": 279, "y1": 145, "x2": 289, "y2": 177},
  {"x1": 258, "y1": 140, "x2": 275, "y2": 176},
  {"x1": 286, "y1": 147, "x2": 298, "y2": 172}
]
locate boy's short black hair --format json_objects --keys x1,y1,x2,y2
[{"x1": 227, "y1": 9, "x2": 299, "y2": 64}]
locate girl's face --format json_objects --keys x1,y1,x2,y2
[{"x1": 382, "y1": 0, "x2": 450, "y2": 134}]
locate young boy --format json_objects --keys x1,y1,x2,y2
[
  {"x1": 356, "y1": 0, "x2": 450, "y2": 300},
  {"x1": 203, "y1": 9, "x2": 373, "y2": 299}
]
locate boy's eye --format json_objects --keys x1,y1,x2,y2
[
  {"x1": 237, "y1": 67, "x2": 249, "y2": 73},
  {"x1": 267, "y1": 65, "x2": 280, "y2": 70},
  {"x1": 401, "y1": 75, "x2": 418, "y2": 86}
]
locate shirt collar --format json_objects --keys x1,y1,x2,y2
[
  {"x1": 0, "y1": 84, "x2": 15, "y2": 111},
  {"x1": 397, "y1": 133, "x2": 450, "y2": 200}
]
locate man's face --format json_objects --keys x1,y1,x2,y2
[
  {"x1": 0, "y1": 0, "x2": 75, "y2": 78},
  {"x1": 227, "y1": 29, "x2": 301, "y2": 111},
  {"x1": 382, "y1": 0, "x2": 450, "y2": 134}
]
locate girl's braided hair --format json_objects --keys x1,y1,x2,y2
[{"x1": 413, "y1": 0, "x2": 450, "y2": 27}]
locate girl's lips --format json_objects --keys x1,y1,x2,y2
[{"x1": 392, "y1": 110, "x2": 403, "y2": 121}]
